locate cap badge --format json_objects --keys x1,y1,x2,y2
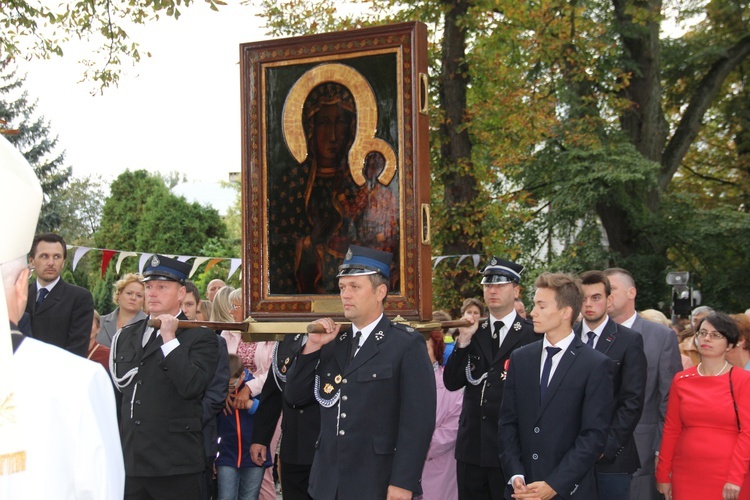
[
  {"x1": 345, "y1": 248, "x2": 353, "y2": 260},
  {"x1": 375, "y1": 330, "x2": 384, "y2": 341},
  {"x1": 490, "y1": 257, "x2": 498, "y2": 266},
  {"x1": 151, "y1": 255, "x2": 160, "y2": 267},
  {"x1": 513, "y1": 322, "x2": 522, "y2": 331},
  {"x1": 334, "y1": 374, "x2": 342, "y2": 384},
  {"x1": 323, "y1": 383, "x2": 334, "y2": 394}
]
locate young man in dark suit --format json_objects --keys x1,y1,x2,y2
[
  {"x1": 500, "y1": 272, "x2": 614, "y2": 499},
  {"x1": 26, "y1": 233, "x2": 94, "y2": 357},
  {"x1": 110, "y1": 255, "x2": 219, "y2": 500},
  {"x1": 575, "y1": 271, "x2": 647, "y2": 499},
  {"x1": 284, "y1": 245, "x2": 436, "y2": 500},
  {"x1": 443, "y1": 257, "x2": 537, "y2": 499}
]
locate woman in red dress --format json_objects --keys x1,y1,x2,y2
[{"x1": 657, "y1": 312, "x2": 750, "y2": 500}]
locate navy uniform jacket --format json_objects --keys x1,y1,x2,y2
[
  {"x1": 500, "y1": 336, "x2": 614, "y2": 499},
  {"x1": 284, "y1": 316, "x2": 436, "y2": 500},
  {"x1": 26, "y1": 279, "x2": 94, "y2": 357},
  {"x1": 252, "y1": 333, "x2": 320, "y2": 465},
  {"x1": 574, "y1": 318, "x2": 647, "y2": 474},
  {"x1": 443, "y1": 313, "x2": 537, "y2": 467},
  {"x1": 110, "y1": 316, "x2": 218, "y2": 477}
]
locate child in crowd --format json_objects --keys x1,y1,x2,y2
[{"x1": 216, "y1": 354, "x2": 271, "y2": 500}]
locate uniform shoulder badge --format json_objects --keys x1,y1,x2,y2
[
  {"x1": 323, "y1": 383, "x2": 334, "y2": 394},
  {"x1": 334, "y1": 374, "x2": 342, "y2": 384}
]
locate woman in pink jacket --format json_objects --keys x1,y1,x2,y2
[{"x1": 421, "y1": 330, "x2": 463, "y2": 499}]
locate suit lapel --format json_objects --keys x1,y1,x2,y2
[
  {"x1": 497, "y1": 313, "x2": 525, "y2": 360},
  {"x1": 34, "y1": 280, "x2": 63, "y2": 314},
  {"x1": 539, "y1": 337, "x2": 583, "y2": 415},
  {"x1": 528, "y1": 342, "x2": 543, "y2": 415},
  {"x1": 595, "y1": 318, "x2": 618, "y2": 355},
  {"x1": 476, "y1": 319, "x2": 494, "y2": 363},
  {"x1": 334, "y1": 328, "x2": 352, "y2": 376},
  {"x1": 345, "y1": 316, "x2": 389, "y2": 375}
]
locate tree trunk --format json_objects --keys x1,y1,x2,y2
[{"x1": 438, "y1": 0, "x2": 480, "y2": 256}]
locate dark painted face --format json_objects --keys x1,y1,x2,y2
[{"x1": 313, "y1": 104, "x2": 352, "y2": 167}]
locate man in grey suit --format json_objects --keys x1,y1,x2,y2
[{"x1": 605, "y1": 268, "x2": 682, "y2": 500}]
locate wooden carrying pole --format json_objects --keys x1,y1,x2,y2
[{"x1": 147, "y1": 318, "x2": 471, "y2": 341}]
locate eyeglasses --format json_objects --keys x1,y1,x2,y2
[{"x1": 696, "y1": 330, "x2": 725, "y2": 341}]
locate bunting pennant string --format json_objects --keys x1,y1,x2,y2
[
  {"x1": 115, "y1": 252, "x2": 138, "y2": 273},
  {"x1": 72, "y1": 247, "x2": 92, "y2": 271},
  {"x1": 189, "y1": 257, "x2": 211, "y2": 278},
  {"x1": 67, "y1": 246, "x2": 487, "y2": 281},
  {"x1": 138, "y1": 253, "x2": 154, "y2": 274},
  {"x1": 101, "y1": 250, "x2": 116, "y2": 277},
  {"x1": 227, "y1": 258, "x2": 242, "y2": 281}
]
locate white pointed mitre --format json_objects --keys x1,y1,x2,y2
[
  {"x1": 0, "y1": 135, "x2": 42, "y2": 264},
  {"x1": 0, "y1": 134, "x2": 42, "y2": 476}
]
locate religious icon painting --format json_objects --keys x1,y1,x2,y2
[{"x1": 241, "y1": 22, "x2": 432, "y2": 321}]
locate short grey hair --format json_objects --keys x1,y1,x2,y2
[{"x1": 691, "y1": 305, "x2": 714, "y2": 317}]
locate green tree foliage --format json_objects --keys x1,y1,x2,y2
[
  {"x1": 95, "y1": 170, "x2": 169, "y2": 250},
  {"x1": 96, "y1": 169, "x2": 228, "y2": 256},
  {"x1": 256, "y1": 0, "x2": 750, "y2": 312},
  {"x1": 1, "y1": 0, "x2": 227, "y2": 89},
  {"x1": 54, "y1": 174, "x2": 106, "y2": 246},
  {"x1": 0, "y1": 57, "x2": 70, "y2": 234}
]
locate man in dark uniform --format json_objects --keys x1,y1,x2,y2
[
  {"x1": 110, "y1": 255, "x2": 219, "y2": 500},
  {"x1": 250, "y1": 333, "x2": 320, "y2": 499},
  {"x1": 284, "y1": 245, "x2": 436, "y2": 500},
  {"x1": 443, "y1": 257, "x2": 538, "y2": 500}
]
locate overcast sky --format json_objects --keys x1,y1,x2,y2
[{"x1": 18, "y1": 2, "x2": 269, "y2": 185}]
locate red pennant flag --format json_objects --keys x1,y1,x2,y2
[{"x1": 101, "y1": 250, "x2": 117, "y2": 277}]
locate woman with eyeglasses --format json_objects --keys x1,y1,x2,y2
[{"x1": 656, "y1": 312, "x2": 750, "y2": 500}]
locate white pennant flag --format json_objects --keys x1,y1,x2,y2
[
  {"x1": 227, "y1": 259, "x2": 242, "y2": 280},
  {"x1": 115, "y1": 252, "x2": 138, "y2": 273},
  {"x1": 138, "y1": 253, "x2": 154, "y2": 274},
  {"x1": 189, "y1": 257, "x2": 210, "y2": 278},
  {"x1": 177, "y1": 255, "x2": 193, "y2": 263},
  {"x1": 432, "y1": 255, "x2": 451, "y2": 269},
  {"x1": 72, "y1": 247, "x2": 92, "y2": 270}
]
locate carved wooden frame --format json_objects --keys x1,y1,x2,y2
[{"x1": 240, "y1": 22, "x2": 431, "y2": 321}]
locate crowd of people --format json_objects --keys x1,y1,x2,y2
[{"x1": 5, "y1": 136, "x2": 750, "y2": 500}]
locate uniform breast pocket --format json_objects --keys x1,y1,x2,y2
[
  {"x1": 114, "y1": 349, "x2": 138, "y2": 373},
  {"x1": 357, "y1": 364, "x2": 392, "y2": 382}
]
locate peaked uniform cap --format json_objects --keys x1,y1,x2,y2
[
  {"x1": 143, "y1": 255, "x2": 191, "y2": 284},
  {"x1": 481, "y1": 257, "x2": 524, "y2": 284},
  {"x1": 337, "y1": 245, "x2": 393, "y2": 279}
]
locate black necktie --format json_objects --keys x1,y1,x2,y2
[
  {"x1": 36, "y1": 288, "x2": 49, "y2": 306},
  {"x1": 540, "y1": 346, "x2": 562, "y2": 402},
  {"x1": 492, "y1": 321, "x2": 504, "y2": 357},
  {"x1": 350, "y1": 331, "x2": 361, "y2": 361},
  {"x1": 586, "y1": 331, "x2": 596, "y2": 347}
]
